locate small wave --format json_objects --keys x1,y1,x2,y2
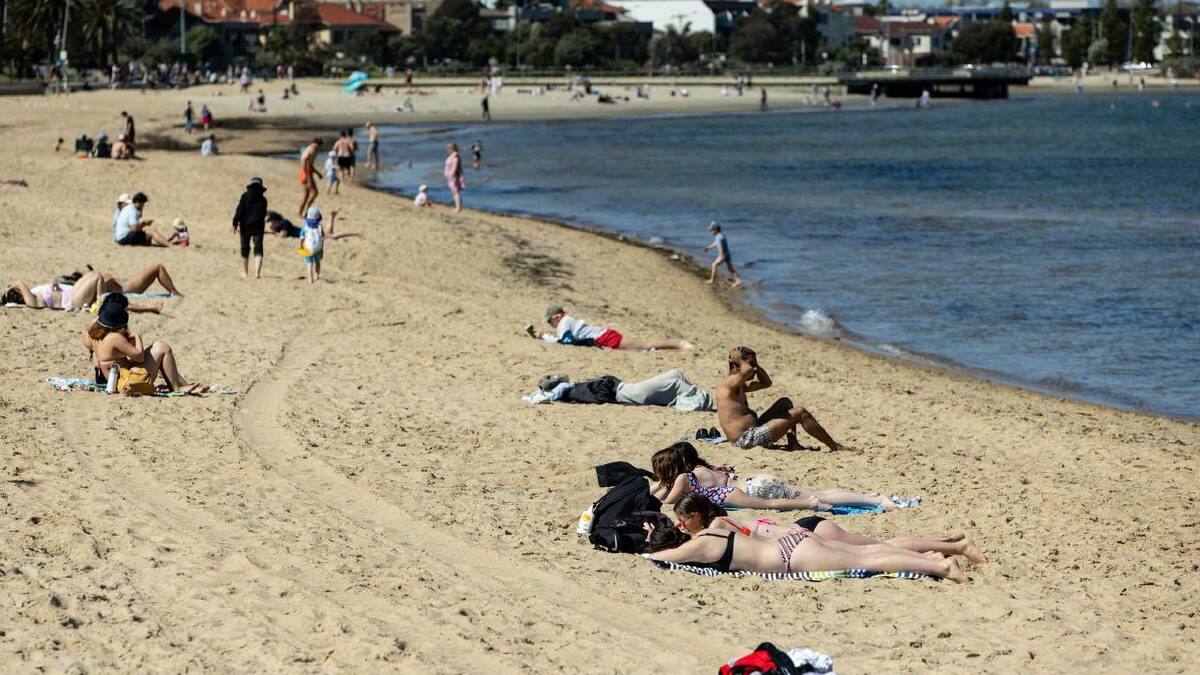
[{"x1": 798, "y1": 309, "x2": 839, "y2": 337}]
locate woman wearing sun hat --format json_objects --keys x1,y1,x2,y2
[
  {"x1": 232, "y1": 177, "x2": 269, "y2": 279},
  {"x1": 83, "y1": 294, "x2": 205, "y2": 394}
]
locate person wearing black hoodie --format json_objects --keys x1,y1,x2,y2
[{"x1": 232, "y1": 177, "x2": 269, "y2": 279}]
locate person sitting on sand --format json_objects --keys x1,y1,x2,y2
[
  {"x1": 83, "y1": 294, "x2": 205, "y2": 394},
  {"x1": 111, "y1": 134, "x2": 130, "y2": 160},
  {"x1": 168, "y1": 218, "x2": 189, "y2": 247},
  {"x1": 114, "y1": 192, "x2": 169, "y2": 246},
  {"x1": 4, "y1": 263, "x2": 175, "y2": 313},
  {"x1": 644, "y1": 507, "x2": 967, "y2": 583},
  {"x1": 529, "y1": 305, "x2": 695, "y2": 351},
  {"x1": 672, "y1": 493, "x2": 987, "y2": 563},
  {"x1": 651, "y1": 443, "x2": 899, "y2": 512},
  {"x1": 717, "y1": 346, "x2": 850, "y2": 452},
  {"x1": 413, "y1": 184, "x2": 430, "y2": 208}
]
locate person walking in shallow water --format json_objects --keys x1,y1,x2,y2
[
  {"x1": 704, "y1": 222, "x2": 742, "y2": 287},
  {"x1": 444, "y1": 143, "x2": 464, "y2": 212}
]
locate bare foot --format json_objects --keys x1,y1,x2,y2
[
  {"x1": 706, "y1": 279, "x2": 715, "y2": 285},
  {"x1": 959, "y1": 538, "x2": 988, "y2": 564},
  {"x1": 150, "y1": 302, "x2": 164, "y2": 313},
  {"x1": 944, "y1": 558, "x2": 968, "y2": 584},
  {"x1": 732, "y1": 279, "x2": 743, "y2": 287},
  {"x1": 829, "y1": 442, "x2": 861, "y2": 454},
  {"x1": 880, "y1": 496, "x2": 899, "y2": 511},
  {"x1": 679, "y1": 341, "x2": 696, "y2": 350}
]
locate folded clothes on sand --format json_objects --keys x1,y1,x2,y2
[{"x1": 647, "y1": 558, "x2": 934, "y2": 582}]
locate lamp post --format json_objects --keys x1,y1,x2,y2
[{"x1": 180, "y1": 0, "x2": 187, "y2": 55}]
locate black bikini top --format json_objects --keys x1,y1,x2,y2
[{"x1": 694, "y1": 532, "x2": 736, "y2": 573}]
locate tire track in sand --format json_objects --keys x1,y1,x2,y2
[
  {"x1": 58, "y1": 388, "x2": 509, "y2": 671},
  {"x1": 235, "y1": 337, "x2": 729, "y2": 671}
]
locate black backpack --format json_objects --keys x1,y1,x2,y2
[{"x1": 587, "y1": 474, "x2": 662, "y2": 554}]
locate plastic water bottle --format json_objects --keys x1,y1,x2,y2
[
  {"x1": 576, "y1": 504, "x2": 594, "y2": 535},
  {"x1": 106, "y1": 364, "x2": 119, "y2": 395}
]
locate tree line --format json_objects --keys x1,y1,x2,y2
[{"x1": 0, "y1": 0, "x2": 1186, "y2": 77}]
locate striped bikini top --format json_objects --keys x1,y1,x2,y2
[{"x1": 686, "y1": 472, "x2": 735, "y2": 506}]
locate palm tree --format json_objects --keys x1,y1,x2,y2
[
  {"x1": 7, "y1": 0, "x2": 66, "y2": 64},
  {"x1": 77, "y1": 0, "x2": 141, "y2": 65}
]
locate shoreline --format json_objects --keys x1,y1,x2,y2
[{"x1": 366, "y1": 177, "x2": 1195, "y2": 425}]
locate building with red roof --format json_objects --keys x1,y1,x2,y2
[{"x1": 154, "y1": 0, "x2": 400, "y2": 62}]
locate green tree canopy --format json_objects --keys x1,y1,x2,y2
[
  {"x1": 951, "y1": 20, "x2": 1018, "y2": 64},
  {"x1": 1131, "y1": 0, "x2": 1160, "y2": 63},
  {"x1": 729, "y1": 3, "x2": 819, "y2": 65},
  {"x1": 1100, "y1": 0, "x2": 1127, "y2": 65},
  {"x1": 1061, "y1": 15, "x2": 1094, "y2": 67}
]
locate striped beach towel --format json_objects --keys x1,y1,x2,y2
[{"x1": 648, "y1": 559, "x2": 935, "y2": 582}]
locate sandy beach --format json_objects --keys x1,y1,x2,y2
[{"x1": 2, "y1": 81, "x2": 1198, "y2": 673}]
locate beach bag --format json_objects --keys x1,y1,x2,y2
[
  {"x1": 595, "y1": 461, "x2": 652, "y2": 488},
  {"x1": 719, "y1": 643, "x2": 806, "y2": 675},
  {"x1": 117, "y1": 367, "x2": 156, "y2": 396},
  {"x1": 587, "y1": 474, "x2": 661, "y2": 554}
]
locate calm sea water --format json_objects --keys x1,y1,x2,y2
[{"x1": 372, "y1": 94, "x2": 1200, "y2": 419}]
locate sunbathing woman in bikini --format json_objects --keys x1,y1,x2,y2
[
  {"x1": 83, "y1": 295, "x2": 204, "y2": 394},
  {"x1": 3, "y1": 264, "x2": 180, "y2": 312},
  {"x1": 645, "y1": 511, "x2": 968, "y2": 583},
  {"x1": 672, "y1": 493, "x2": 986, "y2": 563},
  {"x1": 650, "y1": 442, "x2": 903, "y2": 512}
]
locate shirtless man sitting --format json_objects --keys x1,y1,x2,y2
[{"x1": 715, "y1": 346, "x2": 852, "y2": 452}]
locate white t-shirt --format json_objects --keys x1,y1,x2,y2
[
  {"x1": 414, "y1": 192, "x2": 428, "y2": 207},
  {"x1": 113, "y1": 203, "x2": 140, "y2": 242},
  {"x1": 553, "y1": 315, "x2": 607, "y2": 341}
]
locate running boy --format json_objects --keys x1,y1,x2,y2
[{"x1": 704, "y1": 221, "x2": 743, "y2": 287}]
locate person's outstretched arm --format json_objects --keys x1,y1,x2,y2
[{"x1": 5, "y1": 282, "x2": 42, "y2": 308}]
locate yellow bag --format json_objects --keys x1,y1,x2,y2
[{"x1": 117, "y1": 367, "x2": 156, "y2": 396}]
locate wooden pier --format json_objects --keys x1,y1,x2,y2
[{"x1": 841, "y1": 68, "x2": 1031, "y2": 100}]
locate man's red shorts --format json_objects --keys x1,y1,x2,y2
[{"x1": 594, "y1": 329, "x2": 623, "y2": 349}]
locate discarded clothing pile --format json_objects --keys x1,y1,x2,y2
[
  {"x1": 522, "y1": 369, "x2": 714, "y2": 411},
  {"x1": 719, "y1": 642, "x2": 836, "y2": 675}
]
